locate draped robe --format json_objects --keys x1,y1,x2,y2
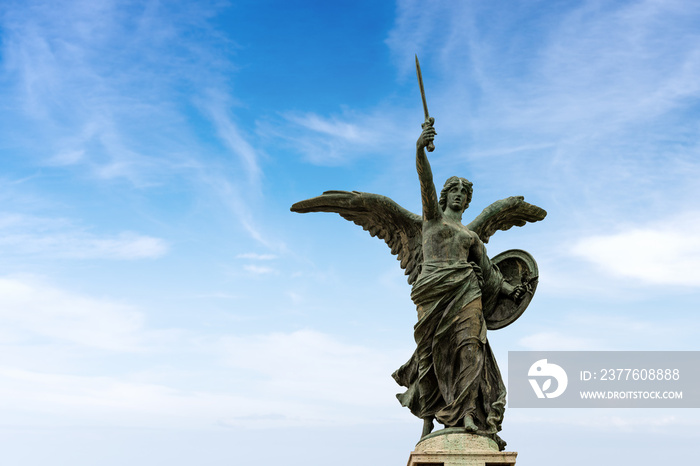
[{"x1": 392, "y1": 245, "x2": 507, "y2": 435}]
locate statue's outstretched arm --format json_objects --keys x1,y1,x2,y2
[{"x1": 416, "y1": 119, "x2": 440, "y2": 221}]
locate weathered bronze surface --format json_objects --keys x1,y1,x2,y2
[{"x1": 290, "y1": 66, "x2": 546, "y2": 450}]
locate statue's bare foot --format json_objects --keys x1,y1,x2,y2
[
  {"x1": 421, "y1": 417, "x2": 434, "y2": 437},
  {"x1": 463, "y1": 415, "x2": 478, "y2": 433}
]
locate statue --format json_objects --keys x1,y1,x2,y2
[{"x1": 290, "y1": 57, "x2": 546, "y2": 451}]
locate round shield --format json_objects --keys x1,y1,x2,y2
[{"x1": 485, "y1": 249, "x2": 539, "y2": 330}]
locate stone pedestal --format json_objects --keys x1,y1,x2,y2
[{"x1": 406, "y1": 429, "x2": 517, "y2": 466}]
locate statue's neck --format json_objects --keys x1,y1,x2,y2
[{"x1": 443, "y1": 208, "x2": 463, "y2": 223}]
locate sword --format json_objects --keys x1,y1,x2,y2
[{"x1": 415, "y1": 54, "x2": 435, "y2": 152}]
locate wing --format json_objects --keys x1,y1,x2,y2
[
  {"x1": 291, "y1": 191, "x2": 424, "y2": 284},
  {"x1": 467, "y1": 196, "x2": 547, "y2": 243}
]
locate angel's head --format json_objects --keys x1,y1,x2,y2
[{"x1": 439, "y1": 176, "x2": 473, "y2": 213}]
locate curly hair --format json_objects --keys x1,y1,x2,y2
[{"x1": 439, "y1": 176, "x2": 473, "y2": 212}]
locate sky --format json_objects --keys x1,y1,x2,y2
[{"x1": 1, "y1": 0, "x2": 699, "y2": 464}]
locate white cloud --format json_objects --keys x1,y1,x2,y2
[
  {"x1": 0, "y1": 359, "x2": 395, "y2": 430},
  {"x1": 0, "y1": 213, "x2": 168, "y2": 260},
  {"x1": 0, "y1": 326, "x2": 408, "y2": 429},
  {"x1": 220, "y1": 329, "x2": 402, "y2": 411},
  {"x1": 0, "y1": 365, "x2": 284, "y2": 429},
  {"x1": 571, "y1": 212, "x2": 700, "y2": 286},
  {"x1": 0, "y1": 277, "x2": 145, "y2": 351}
]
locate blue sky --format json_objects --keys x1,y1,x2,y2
[{"x1": 1, "y1": 0, "x2": 699, "y2": 464}]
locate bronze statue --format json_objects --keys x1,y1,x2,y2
[{"x1": 290, "y1": 58, "x2": 546, "y2": 450}]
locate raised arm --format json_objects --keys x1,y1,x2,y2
[{"x1": 416, "y1": 119, "x2": 441, "y2": 221}]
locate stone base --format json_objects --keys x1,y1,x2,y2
[{"x1": 406, "y1": 429, "x2": 517, "y2": 466}]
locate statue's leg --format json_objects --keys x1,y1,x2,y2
[
  {"x1": 434, "y1": 298, "x2": 485, "y2": 428},
  {"x1": 421, "y1": 416, "x2": 434, "y2": 437}
]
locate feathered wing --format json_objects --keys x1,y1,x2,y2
[
  {"x1": 291, "y1": 191, "x2": 424, "y2": 284},
  {"x1": 467, "y1": 196, "x2": 547, "y2": 243}
]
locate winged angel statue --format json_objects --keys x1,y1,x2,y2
[{"x1": 291, "y1": 120, "x2": 545, "y2": 450}]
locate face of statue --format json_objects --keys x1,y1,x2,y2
[{"x1": 447, "y1": 182, "x2": 469, "y2": 212}]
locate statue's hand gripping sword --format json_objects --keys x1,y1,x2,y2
[{"x1": 415, "y1": 55, "x2": 435, "y2": 152}]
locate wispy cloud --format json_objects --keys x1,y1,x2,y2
[
  {"x1": 0, "y1": 1, "x2": 210, "y2": 185},
  {"x1": 0, "y1": 231, "x2": 168, "y2": 260},
  {"x1": 196, "y1": 172, "x2": 275, "y2": 248},
  {"x1": 243, "y1": 264, "x2": 277, "y2": 275},
  {"x1": 0, "y1": 1, "x2": 282, "y2": 248},
  {"x1": 383, "y1": 1, "x2": 700, "y2": 198},
  {"x1": 388, "y1": 0, "x2": 700, "y2": 135},
  {"x1": 385, "y1": 0, "x2": 464, "y2": 77},
  {"x1": 278, "y1": 108, "x2": 409, "y2": 165},
  {"x1": 192, "y1": 94, "x2": 280, "y2": 248},
  {"x1": 287, "y1": 113, "x2": 366, "y2": 142},
  {"x1": 199, "y1": 92, "x2": 264, "y2": 189},
  {"x1": 237, "y1": 253, "x2": 277, "y2": 260},
  {"x1": 0, "y1": 213, "x2": 168, "y2": 260},
  {"x1": 504, "y1": 0, "x2": 700, "y2": 139}
]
